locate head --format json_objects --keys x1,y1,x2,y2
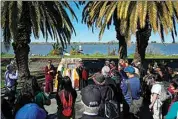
[
  {"x1": 110, "y1": 61, "x2": 116, "y2": 69},
  {"x1": 61, "y1": 76, "x2": 73, "y2": 90},
  {"x1": 81, "y1": 85, "x2": 101, "y2": 114},
  {"x1": 147, "y1": 67, "x2": 155, "y2": 74},
  {"x1": 48, "y1": 60, "x2": 52, "y2": 65},
  {"x1": 154, "y1": 73, "x2": 162, "y2": 82},
  {"x1": 31, "y1": 76, "x2": 41, "y2": 95},
  {"x1": 93, "y1": 73, "x2": 105, "y2": 85},
  {"x1": 124, "y1": 59, "x2": 129, "y2": 67},
  {"x1": 169, "y1": 81, "x2": 178, "y2": 91},
  {"x1": 118, "y1": 63, "x2": 123, "y2": 71},
  {"x1": 124, "y1": 66, "x2": 135, "y2": 78},
  {"x1": 105, "y1": 60, "x2": 110, "y2": 66},
  {"x1": 78, "y1": 60, "x2": 83, "y2": 67},
  {"x1": 6, "y1": 65, "x2": 13, "y2": 72}
]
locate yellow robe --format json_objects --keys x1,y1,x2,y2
[{"x1": 72, "y1": 69, "x2": 79, "y2": 89}]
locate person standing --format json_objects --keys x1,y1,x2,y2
[
  {"x1": 149, "y1": 74, "x2": 164, "y2": 119},
  {"x1": 121, "y1": 66, "x2": 143, "y2": 119},
  {"x1": 101, "y1": 60, "x2": 110, "y2": 78},
  {"x1": 80, "y1": 85, "x2": 107, "y2": 119},
  {"x1": 45, "y1": 60, "x2": 55, "y2": 95},
  {"x1": 56, "y1": 76, "x2": 77, "y2": 119},
  {"x1": 5, "y1": 64, "x2": 18, "y2": 104},
  {"x1": 76, "y1": 60, "x2": 88, "y2": 90}
]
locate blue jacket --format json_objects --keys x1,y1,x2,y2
[{"x1": 121, "y1": 77, "x2": 141, "y2": 105}]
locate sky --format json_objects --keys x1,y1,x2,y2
[{"x1": 2, "y1": 2, "x2": 178, "y2": 43}]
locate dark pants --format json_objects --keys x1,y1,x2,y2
[
  {"x1": 79, "y1": 79, "x2": 88, "y2": 90},
  {"x1": 5, "y1": 85, "x2": 17, "y2": 104}
]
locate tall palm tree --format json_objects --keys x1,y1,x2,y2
[
  {"x1": 1, "y1": 1, "x2": 77, "y2": 92},
  {"x1": 82, "y1": 2, "x2": 129, "y2": 59},
  {"x1": 81, "y1": 1, "x2": 178, "y2": 63}
]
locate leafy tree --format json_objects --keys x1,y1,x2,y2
[{"x1": 1, "y1": 1, "x2": 77, "y2": 92}]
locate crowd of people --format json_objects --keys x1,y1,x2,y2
[{"x1": 1, "y1": 59, "x2": 178, "y2": 119}]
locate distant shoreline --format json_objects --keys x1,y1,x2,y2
[
  {"x1": 1, "y1": 42, "x2": 178, "y2": 45},
  {"x1": 29, "y1": 42, "x2": 178, "y2": 45}
]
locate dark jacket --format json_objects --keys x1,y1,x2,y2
[{"x1": 98, "y1": 84, "x2": 116, "y2": 117}]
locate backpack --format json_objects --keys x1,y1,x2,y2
[
  {"x1": 100, "y1": 86, "x2": 119, "y2": 119},
  {"x1": 105, "y1": 100, "x2": 119, "y2": 119},
  {"x1": 59, "y1": 90, "x2": 73, "y2": 117},
  {"x1": 158, "y1": 83, "x2": 172, "y2": 102}
]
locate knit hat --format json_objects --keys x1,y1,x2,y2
[
  {"x1": 124, "y1": 66, "x2": 135, "y2": 74},
  {"x1": 81, "y1": 85, "x2": 101, "y2": 107}
]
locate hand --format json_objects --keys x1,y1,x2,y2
[{"x1": 149, "y1": 104, "x2": 153, "y2": 110}]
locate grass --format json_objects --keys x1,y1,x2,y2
[{"x1": 2, "y1": 53, "x2": 178, "y2": 59}]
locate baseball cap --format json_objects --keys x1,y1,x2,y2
[
  {"x1": 124, "y1": 66, "x2": 135, "y2": 74},
  {"x1": 15, "y1": 103, "x2": 47, "y2": 119},
  {"x1": 81, "y1": 85, "x2": 101, "y2": 107}
]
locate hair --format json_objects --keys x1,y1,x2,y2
[
  {"x1": 154, "y1": 73, "x2": 162, "y2": 82},
  {"x1": 172, "y1": 77, "x2": 178, "y2": 89},
  {"x1": 60, "y1": 76, "x2": 74, "y2": 101}
]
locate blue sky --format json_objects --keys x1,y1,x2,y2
[{"x1": 27, "y1": 2, "x2": 178, "y2": 43}]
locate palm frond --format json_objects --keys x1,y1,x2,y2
[
  {"x1": 138, "y1": 1, "x2": 147, "y2": 28},
  {"x1": 160, "y1": 24, "x2": 165, "y2": 42},
  {"x1": 99, "y1": 2, "x2": 117, "y2": 40},
  {"x1": 122, "y1": 1, "x2": 131, "y2": 19},
  {"x1": 29, "y1": 2, "x2": 40, "y2": 39},
  {"x1": 1, "y1": 1, "x2": 11, "y2": 50},
  {"x1": 130, "y1": 2, "x2": 138, "y2": 34},
  {"x1": 116, "y1": 2, "x2": 122, "y2": 20},
  {"x1": 172, "y1": 1, "x2": 178, "y2": 20},
  {"x1": 171, "y1": 30, "x2": 175, "y2": 43},
  {"x1": 165, "y1": 1, "x2": 173, "y2": 16},
  {"x1": 9, "y1": 2, "x2": 19, "y2": 40},
  {"x1": 148, "y1": 2, "x2": 157, "y2": 33},
  {"x1": 61, "y1": 1, "x2": 78, "y2": 22},
  {"x1": 96, "y1": 2, "x2": 108, "y2": 27},
  {"x1": 172, "y1": 16, "x2": 177, "y2": 36}
]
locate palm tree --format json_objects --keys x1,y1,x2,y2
[
  {"x1": 81, "y1": 1, "x2": 178, "y2": 63},
  {"x1": 1, "y1": 1, "x2": 77, "y2": 92},
  {"x1": 81, "y1": 2, "x2": 129, "y2": 59}
]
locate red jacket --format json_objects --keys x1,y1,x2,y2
[{"x1": 45, "y1": 65, "x2": 55, "y2": 81}]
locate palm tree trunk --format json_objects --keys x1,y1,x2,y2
[
  {"x1": 117, "y1": 35, "x2": 127, "y2": 59},
  {"x1": 12, "y1": 2, "x2": 32, "y2": 93},
  {"x1": 114, "y1": 12, "x2": 127, "y2": 59},
  {"x1": 134, "y1": 23, "x2": 151, "y2": 64}
]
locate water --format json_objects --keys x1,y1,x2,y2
[{"x1": 1, "y1": 43, "x2": 178, "y2": 55}]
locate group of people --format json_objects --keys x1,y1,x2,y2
[{"x1": 1, "y1": 58, "x2": 178, "y2": 119}]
